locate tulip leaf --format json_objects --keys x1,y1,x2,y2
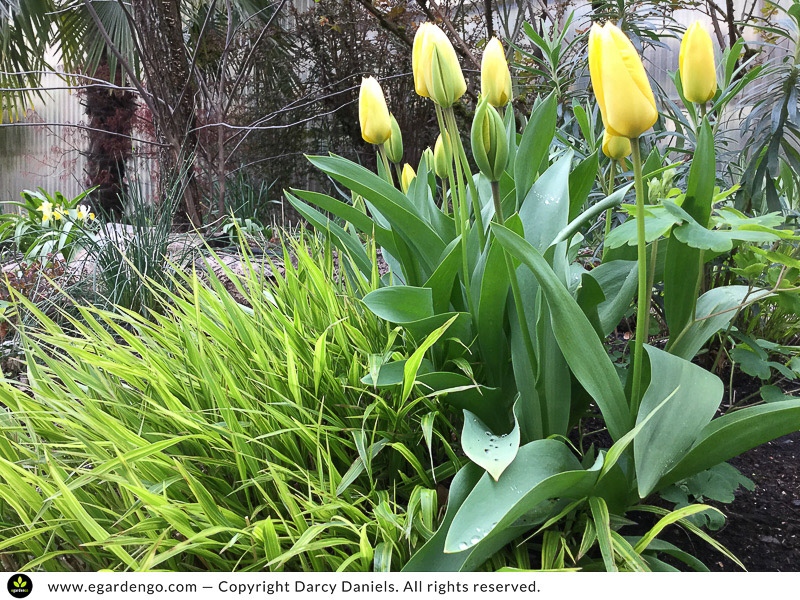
[
  {"x1": 285, "y1": 194, "x2": 374, "y2": 278},
  {"x1": 519, "y1": 150, "x2": 573, "y2": 251},
  {"x1": 287, "y1": 189, "x2": 422, "y2": 285},
  {"x1": 472, "y1": 236, "x2": 510, "y2": 385},
  {"x1": 536, "y1": 299, "x2": 572, "y2": 437},
  {"x1": 514, "y1": 92, "x2": 557, "y2": 205},
  {"x1": 362, "y1": 286, "x2": 434, "y2": 323},
  {"x1": 659, "y1": 398, "x2": 800, "y2": 490},
  {"x1": 491, "y1": 223, "x2": 631, "y2": 441},
  {"x1": 668, "y1": 285, "x2": 770, "y2": 360},
  {"x1": 289, "y1": 189, "x2": 398, "y2": 254},
  {"x1": 306, "y1": 155, "x2": 446, "y2": 274},
  {"x1": 568, "y1": 150, "x2": 599, "y2": 221},
  {"x1": 509, "y1": 299, "x2": 543, "y2": 442},
  {"x1": 585, "y1": 260, "x2": 638, "y2": 337},
  {"x1": 664, "y1": 119, "x2": 715, "y2": 342},
  {"x1": 416, "y1": 371, "x2": 507, "y2": 432},
  {"x1": 461, "y1": 403, "x2": 520, "y2": 481},
  {"x1": 424, "y1": 238, "x2": 462, "y2": 314},
  {"x1": 404, "y1": 312, "x2": 473, "y2": 345},
  {"x1": 402, "y1": 462, "x2": 530, "y2": 572},
  {"x1": 635, "y1": 345, "x2": 723, "y2": 498},
  {"x1": 443, "y1": 439, "x2": 602, "y2": 554}
]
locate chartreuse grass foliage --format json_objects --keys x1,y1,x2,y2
[{"x1": 0, "y1": 234, "x2": 457, "y2": 572}]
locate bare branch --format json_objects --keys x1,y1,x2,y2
[{"x1": 0, "y1": 121, "x2": 167, "y2": 147}]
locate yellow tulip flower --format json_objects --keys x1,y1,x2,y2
[
  {"x1": 602, "y1": 130, "x2": 632, "y2": 160},
  {"x1": 679, "y1": 22, "x2": 717, "y2": 104},
  {"x1": 481, "y1": 37, "x2": 512, "y2": 107},
  {"x1": 401, "y1": 163, "x2": 416, "y2": 193},
  {"x1": 359, "y1": 77, "x2": 392, "y2": 145},
  {"x1": 588, "y1": 23, "x2": 658, "y2": 139},
  {"x1": 412, "y1": 23, "x2": 435, "y2": 98},
  {"x1": 412, "y1": 23, "x2": 466, "y2": 107}
]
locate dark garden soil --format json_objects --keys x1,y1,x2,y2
[
  {"x1": 686, "y1": 430, "x2": 800, "y2": 571},
  {"x1": 640, "y1": 366, "x2": 799, "y2": 572}
]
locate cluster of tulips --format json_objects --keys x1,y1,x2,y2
[{"x1": 357, "y1": 17, "x2": 719, "y2": 404}]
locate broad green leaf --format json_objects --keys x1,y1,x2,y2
[
  {"x1": 672, "y1": 219, "x2": 780, "y2": 252},
  {"x1": 461, "y1": 403, "x2": 520, "y2": 481},
  {"x1": 536, "y1": 301, "x2": 571, "y2": 437},
  {"x1": 415, "y1": 371, "x2": 507, "y2": 433},
  {"x1": 402, "y1": 463, "x2": 527, "y2": 572},
  {"x1": 289, "y1": 188, "x2": 397, "y2": 255},
  {"x1": 586, "y1": 260, "x2": 638, "y2": 336},
  {"x1": 605, "y1": 207, "x2": 681, "y2": 249},
  {"x1": 424, "y1": 238, "x2": 462, "y2": 314},
  {"x1": 285, "y1": 194, "x2": 373, "y2": 277},
  {"x1": 669, "y1": 286, "x2": 766, "y2": 360},
  {"x1": 444, "y1": 439, "x2": 602, "y2": 553},
  {"x1": 662, "y1": 121, "x2": 721, "y2": 339},
  {"x1": 491, "y1": 224, "x2": 631, "y2": 440},
  {"x1": 568, "y1": 151, "x2": 599, "y2": 221},
  {"x1": 635, "y1": 346, "x2": 723, "y2": 498},
  {"x1": 658, "y1": 398, "x2": 800, "y2": 489},
  {"x1": 519, "y1": 150, "x2": 573, "y2": 251},
  {"x1": 472, "y1": 236, "x2": 510, "y2": 385},
  {"x1": 362, "y1": 286, "x2": 433, "y2": 323},
  {"x1": 402, "y1": 312, "x2": 472, "y2": 344},
  {"x1": 307, "y1": 155, "x2": 446, "y2": 274},
  {"x1": 514, "y1": 93, "x2": 557, "y2": 205}
]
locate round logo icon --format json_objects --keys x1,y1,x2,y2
[{"x1": 7, "y1": 574, "x2": 32, "y2": 598}]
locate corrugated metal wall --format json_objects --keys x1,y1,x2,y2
[{"x1": 0, "y1": 67, "x2": 89, "y2": 210}]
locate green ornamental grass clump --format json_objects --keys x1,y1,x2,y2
[{"x1": 0, "y1": 235, "x2": 458, "y2": 571}]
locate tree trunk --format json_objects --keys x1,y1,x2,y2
[
  {"x1": 82, "y1": 58, "x2": 137, "y2": 218},
  {"x1": 130, "y1": 0, "x2": 203, "y2": 228}
]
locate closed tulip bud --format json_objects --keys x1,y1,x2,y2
[
  {"x1": 359, "y1": 77, "x2": 392, "y2": 145},
  {"x1": 471, "y1": 97, "x2": 508, "y2": 182},
  {"x1": 481, "y1": 38, "x2": 512, "y2": 107},
  {"x1": 401, "y1": 164, "x2": 416, "y2": 193},
  {"x1": 602, "y1": 130, "x2": 632, "y2": 160},
  {"x1": 588, "y1": 23, "x2": 657, "y2": 139},
  {"x1": 422, "y1": 147, "x2": 435, "y2": 173},
  {"x1": 433, "y1": 132, "x2": 452, "y2": 178},
  {"x1": 680, "y1": 22, "x2": 717, "y2": 104},
  {"x1": 412, "y1": 23, "x2": 435, "y2": 98},
  {"x1": 385, "y1": 114, "x2": 403, "y2": 163},
  {"x1": 413, "y1": 23, "x2": 466, "y2": 107}
]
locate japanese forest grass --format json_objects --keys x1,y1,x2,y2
[{"x1": 0, "y1": 235, "x2": 463, "y2": 572}]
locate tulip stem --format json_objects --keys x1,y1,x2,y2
[
  {"x1": 441, "y1": 178, "x2": 450, "y2": 215},
  {"x1": 394, "y1": 163, "x2": 403, "y2": 186},
  {"x1": 630, "y1": 137, "x2": 648, "y2": 414},
  {"x1": 602, "y1": 160, "x2": 616, "y2": 262},
  {"x1": 377, "y1": 145, "x2": 394, "y2": 186},
  {"x1": 445, "y1": 107, "x2": 487, "y2": 250},
  {"x1": 436, "y1": 105, "x2": 472, "y2": 312},
  {"x1": 492, "y1": 180, "x2": 537, "y2": 378}
]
